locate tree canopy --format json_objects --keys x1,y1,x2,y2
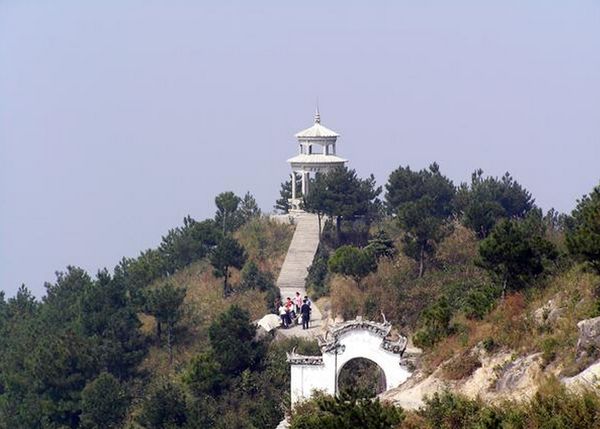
[
  {"x1": 208, "y1": 305, "x2": 265, "y2": 375},
  {"x1": 328, "y1": 245, "x2": 377, "y2": 289},
  {"x1": 478, "y1": 212, "x2": 557, "y2": 293},
  {"x1": 455, "y1": 170, "x2": 535, "y2": 238},
  {"x1": 385, "y1": 163, "x2": 455, "y2": 277},
  {"x1": 209, "y1": 236, "x2": 247, "y2": 296},
  {"x1": 567, "y1": 183, "x2": 600, "y2": 274},
  {"x1": 304, "y1": 166, "x2": 381, "y2": 241}
]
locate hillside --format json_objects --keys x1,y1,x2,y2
[{"x1": 1, "y1": 171, "x2": 599, "y2": 429}]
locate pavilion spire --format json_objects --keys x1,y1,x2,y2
[{"x1": 314, "y1": 104, "x2": 320, "y2": 124}]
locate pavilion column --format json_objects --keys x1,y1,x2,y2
[
  {"x1": 306, "y1": 172, "x2": 310, "y2": 195},
  {"x1": 301, "y1": 171, "x2": 307, "y2": 196},
  {"x1": 291, "y1": 172, "x2": 296, "y2": 201}
]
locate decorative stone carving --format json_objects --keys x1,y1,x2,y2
[{"x1": 287, "y1": 317, "x2": 411, "y2": 406}]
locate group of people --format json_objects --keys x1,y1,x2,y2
[{"x1": 275, "y1": 291, "x2": 312, "y2": 330}]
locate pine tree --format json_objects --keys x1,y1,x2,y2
[
  {"x1": 385, "y1": 163, "x2": 455, "y2": 277},
  {"x1": 567, "y1": 183, "x2": 600, "y2": 273}
]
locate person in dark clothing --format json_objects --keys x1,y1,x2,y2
[{"x1": 300, "y1": 299, "x2": 311, "y2": 330}]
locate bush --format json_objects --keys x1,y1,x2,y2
[
  {"x1": 208, "y1": 305, "x2": 266, "y2": 375},
  {"x1": 306, "y1": 246, "x2": 330, "y2": 299},
  {"x1": 413, "y1": 296, "x2": 453, "y2": 348},
  {"x1": 540, "y1": 337, "x2": 559, "y2": 366},
  {"x1": 290, "y1": 391, "x2": 404, "y2": 429},
  {"x1": 461, "y1": 283, "x2": 500, "y2": 320},
  {"x1": 442, "y1": 352, "x2": 481, "y2": 380},
  {"x1": 138, "y1": 379, "x2": 188, "y2": 429},
  {"x1": 402, "y1": 380, "x2": 600, "y2": 429},
  {"x1": 80, "y1": 373, "x2": 128, "y2": 429}
]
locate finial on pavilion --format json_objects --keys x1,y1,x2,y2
[{"x1": 314, "y1": 103, "x2": 321, "y2": 124}]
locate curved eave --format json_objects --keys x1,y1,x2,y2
[{"x1": 286, "y1": 154, "x2": 348, "y2": 164}]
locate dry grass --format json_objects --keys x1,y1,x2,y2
[
  {"x1": 436, "y1": 223, "x2": 479, "y2": 268},
  {"x1": 236, "y1": 216, "x2": 294, "y2": 279},
  {"x1": 139, "y1": 217, "x2": 293, "y2": 375},
  {"x1": 420, "y1": 266, "x2": 600, "y2": 376},
  {"x1": 442, "y1": 350, "x2": 482, "y2": 380}
]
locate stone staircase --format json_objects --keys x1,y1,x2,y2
[
  {"x1": 276, "y1": 212, "x2": 323, "y2": 328},
  {"x1": 274, "y1": 213, "x2": 322, "y2": 427}
]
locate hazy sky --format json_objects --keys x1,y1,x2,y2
[{"x1": 1, "y1": 1, "x2": 599, "y2": 297}]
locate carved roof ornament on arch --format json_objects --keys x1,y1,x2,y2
[{"x1": 286, "y1": 316, "x2": 409, "y2": 364}]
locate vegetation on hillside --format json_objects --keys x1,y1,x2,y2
[{"x1": 2, "y1": 163, "x2": 600, "y2": 428}]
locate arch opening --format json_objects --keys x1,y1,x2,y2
[{"x1": 337, "y1": 357, "x2": 387, "y2": 398}]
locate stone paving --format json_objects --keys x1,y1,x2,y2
[{"x1": 275, "y1": 212, "x2": 323, "y2": 338}]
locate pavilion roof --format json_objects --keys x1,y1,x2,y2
[
  {"x1": 286, "y1": 154, "x2": 347, "y2": 164},
  {"x1": 294, "y1": 122, "x2": 340, "y2": 139},
  {"x1": 294, "y1": 108, "x2": 340, "y2": 138}
]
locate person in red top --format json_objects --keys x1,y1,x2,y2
[{"x1": 285, "y1": 297, "x2": 295, "y2": 321}]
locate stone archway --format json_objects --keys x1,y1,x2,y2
[
  {"x1": 287, "y1": 318, "x2": 411, "y2": 405},
  {"x1": 337, "y1": 357, "x2": 387, "y2": 396}
]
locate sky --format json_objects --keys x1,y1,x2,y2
[{"x1": 1, "y1": 1, "x2": 599, "y2": 298}]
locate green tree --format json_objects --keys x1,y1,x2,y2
[
  {"x1": 328, "y1": 245, "x2": 377, "y2": 289},
  {"x1": 28, "y1": 332, "x2": 98, "y2": 428},
  {"x1": 42, "y1": 266, "x2": 93, "y2": 328},
  {"x1": 144, "y1": 283, "x2": 187, "y2": 366},
  {"x1": 215, "y1": 191, "x2": 242, "y2": 234},
  {"x1": 365, "y1": 229, "x2": 397, "y2": 260},
  {"x1": 158, "y1": 217, "x2": 219, "y2": 275},
  {"x1": 210, "y1": 236, "x2": 247, "y2": 296},
  {"x1": 455, "y1": 169, "x2": 535, "y2": 238},
  {"x1": 290, "y1": 391, "x2": 404, "y2": 429},
  {"x1": 567, "y1": 183, "x2": 600, "y2": 273},
  {"x1": 385, "y1": 163, "x2": 455, "y2": 277},
  {"x1": 304, "y1": 167, "x2": 381, "y2": 242},
  {"x1": 275, "y1": 177, "x2": 302, "y2": 213},
  {"x1": 80, "y1": 372, "x2": 128, "y2": 429},
  {"x1": 304, "y1": 173, "x2": 328, "y2": 236},
  {"x1": 239, "y1": 260, "x2": 274, "y2": 292},
  {"x1": 478, "y1": 214, "x2": 557, "y2": 295},
  {"x1": 208, "y1": 305, "x2": 265, "y2": 375},
  {"x1": 239, "y1": 260, "x2": 277, "y2": 311},
  {"x1": 81, "y1": 269, "x2": 146, "y2": 379},
  {"x1": 138, "y1": 379, "x2": 188, "y2": 429},
  {"x1": 413, "y1": 296, "x2": 453, "y2": 348},
  {"x1": 239, "y1": 191, "x2": 262, "y2": 223},
  {"x1": 182, "y1": 353, "x2": 224, "y2": 397},
  {"x1": 113, "y1": 248, "x2": 165, "y2": 306},
  {"x1": 306, "y1": 247, "x2": 330, "y2": 299}
]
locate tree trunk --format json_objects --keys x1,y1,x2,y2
[
  {"x1": 502, "y1": 277, "x2": 507, "y2": 300},
  {"x1": 317, "y1": 213, "x2": 322, "y2": 239},
  {"x1": 223, "y1": 267, "x2": 229, "y2": 297},
  {"x1": 418, "y1": 244, "x2": 425, "y2": 278},
  {"x1": 167, "y1": 324, "x2": 173, "y2": 367},
  {"x1": 156, "y1": 321, "x2": 162, "y2": 342},
  {"x1": 336, "y1": 216, "x2": 341, "y2": 244}
]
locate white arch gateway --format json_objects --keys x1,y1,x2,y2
[{"x1": 287, "y1": 318, "x2": 412, "y2": 405}]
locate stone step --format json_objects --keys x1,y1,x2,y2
[{"x1": 276, "y1": 212, "x2": 322, "y2": 324}]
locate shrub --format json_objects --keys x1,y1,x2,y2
[
  {"x1": 413, "y1": 296, "x2": 453, "y2": 348},
  {"x1": 80, "y1": 373, "x2": 128, "y2": 429},
  {"x1": 461, "y1": 283, "x2": 500, "y2": 320},
  {"x1": 442, "y1": 352, "x2": 482, "y2": 380},
  {"x1": 306, "y1": 246, "x2": 330, "y2": 299},
  {"x1": 540, "y1": 337, "x2": 559, "y2": 366},
  {"x1": 138, "y1": 379, "x2": 188, "y2": 429},
  {"x1": 290, "y1": 391, "x2": 404, "y2": 429}
]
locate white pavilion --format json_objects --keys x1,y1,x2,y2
[{"x1": 287, "y1": 109, "x2": 348, "y2": 211}]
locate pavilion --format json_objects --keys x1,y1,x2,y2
[{"x1": 287, "y1": 109, "x2": 348, "y2": 211}]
